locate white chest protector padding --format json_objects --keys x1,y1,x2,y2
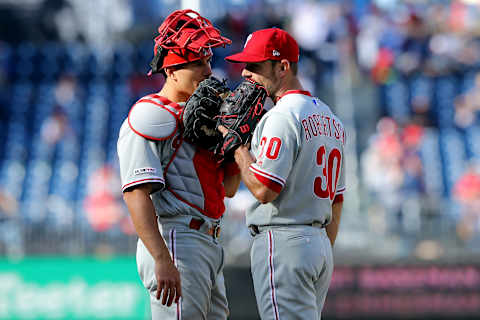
[{"x1": 128, "y1": 101, "x2": 178, "y2": 140}]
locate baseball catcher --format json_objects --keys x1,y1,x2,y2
[
  {"x1": 118, "y1": 9, "x2": 241, "y2": 320},
  {"x1": 215, "y1": 79, "x2": 268, "y2": 158}
]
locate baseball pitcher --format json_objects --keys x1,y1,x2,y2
[
  {"x1": 117, "y1": 10, "x2": 241, "y2": 319},
  {"x1": 221, "y1": 28, "x2": 346, "y2": 319}
]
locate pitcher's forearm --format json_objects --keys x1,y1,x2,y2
[
  {"x1": 234, "y1": 145, "x2": 279, "y2": 203},
  {"x1": 326, "y1": 201, "x2": 343, "y2": 247}
]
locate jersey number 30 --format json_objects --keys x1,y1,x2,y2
[
  {"x1": 259, "y1": 137, "x2": 281, "y2": 160},
  {"x1": 314, "y1": 146, "x2": 341, "y2": 200}
]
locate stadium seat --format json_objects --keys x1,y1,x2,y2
[
  {"x1": 383, "y1": 78, "x2": 410, "y2": 123},
  {"x1": 434, "y1": 77, "x2": 457, "y2": 128},
  {"x1": 419, "y1": 128, "x2": 444, "y2": 196},
  {"x1": 439, "y1": 129, "x2": 467, "y2": 195}
]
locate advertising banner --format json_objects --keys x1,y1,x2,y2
[
  {"x1": 0, "y1": 257, "x2": 149, "y2": 319},
  {"x1": 324, "y1": 265, "x2": 480, "y2": 319}
]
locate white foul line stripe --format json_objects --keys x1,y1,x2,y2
[
  {"x1": 250, "y1": 165, "x2": 286, "y2": 187},
  {"x1": 268, "y1": 230, "x2": 280, "y2": 320}
]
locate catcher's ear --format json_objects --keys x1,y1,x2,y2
[{"x1": 164, "y1": 67, "x2": 177, "y2": 81}]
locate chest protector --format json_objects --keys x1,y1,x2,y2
[
  {"x1": 165, "y1": 137, "x2": 225, "y2": 219},
  {"x1": 130, "y1": 94, "x2": 226, "y2": 219}
]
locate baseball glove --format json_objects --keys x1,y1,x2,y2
[
  {"x1": 215, "y1": 79, "x2": 268, "y2": 158},
  {"x1": 182, "y1": 77, "x2": 230, "y2": 151}
]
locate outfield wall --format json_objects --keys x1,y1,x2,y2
[{"x1": 1, "y1": 258, "x2": 479, "y2": 320}]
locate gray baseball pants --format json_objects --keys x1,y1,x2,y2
[
  {"x1": 250, "y1": 225, "x2": 333, "y2": 320},
  {"x1": 136, "y1": 215, "x2": 228, "y2": 320}
]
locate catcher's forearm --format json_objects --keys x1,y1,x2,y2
[
  {"x1": 123, "y1": 186, "x2": 172, "y2": 262},
  {"x1": 234, "y1": 146, "x2": 279, "y2": 203},
  {"x1": 326, "y1": 202, "x2": 343, "y2": 247}
]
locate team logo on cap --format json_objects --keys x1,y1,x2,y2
[
  {"x1": 272, "y1": 50, "x2": 280, "y2": 57},
  {"x1": 244, "y1": 34, "x2": 253, "y2": 48}
]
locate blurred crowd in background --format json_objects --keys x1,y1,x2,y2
[{"x1": 0, "y1": 0, "x2": 479, "y2": 266}]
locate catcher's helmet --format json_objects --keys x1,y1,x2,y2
[{"x1": 148, "y1": 9, "x2": 231, "y2": 75}]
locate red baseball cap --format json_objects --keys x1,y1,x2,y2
[{"x1": 226, "y1": 28, "x2": 299, "y2": 63}]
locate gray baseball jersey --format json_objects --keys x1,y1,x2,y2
[
  {"x1": 117, "y1": 93, "x2": 237, "y2": 319},
  {"x1": 247, "y1": 91, "x2": 346, "y2": 227},
  {"x1": 247, "y1": 91, "x2": 346, "y2": 320}
]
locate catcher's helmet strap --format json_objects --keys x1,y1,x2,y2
[{"x1": 149, "y1": 49, "x2": 164, "y2": 75}]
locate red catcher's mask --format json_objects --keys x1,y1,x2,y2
[{"x1": 148, "y1": 9, "x2": 231, "y2": 75}]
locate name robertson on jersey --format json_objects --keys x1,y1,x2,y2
[{"x1": 301, "y1": 113, "x2": 345, "y2": 145}]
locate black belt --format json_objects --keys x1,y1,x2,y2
[{"x1": 248, "y1": 221, "x2": 327, "y2": 237}]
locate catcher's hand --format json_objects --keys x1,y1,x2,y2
[
  {"x1": 182, "y1": 77, "x2": 230, "y2": 151},
  {"x1": 215, "y1": 79, "x2": 268, "y2": 158}
]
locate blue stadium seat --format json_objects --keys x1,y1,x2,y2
[
  {"x1": 419, "y1": 128, "x2": 444, "y2": 196},
  {"x1": 49, "y1": 158, "x2": 79, "y2": 202},
  {"x1": 410, "y1": 74, "x2": 433, "y2": 106},
  {"x1": 460, "y1": 71, "x2": 477, "y2": 94},
  {"x1": 439, "y1": 129, "x2": 467, "y2": 196},
  {"x1": 113, "y1": 42, "x2": 134, "y2": 77},
  {"x1": 0, "y1": 160, "x2": 26, "y2": 200},
  {"x1": 65, "y1": 43, "x2": 90, "y2": 75},
  {"x1": 465, "y1": 126, "x2": 480, "y2": 159},
  {"x1": 14, "y1": 43, "x2": 37, "y2": 78},
  {"x1": 11, "y1": 83, "x2": 33, "y2": 113},
  {"x1": 434, "y1": 77, "x2": 457, "y2": 128},
  {"x1": 383, "y1": 78, "x2": 410, "y2": 123},
  {"x1": 0, "y1": 42, "x2": 12, "y2": 69},
  {"x1": 21, "y1": 159, "x2": 53, "y2": 223}
]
